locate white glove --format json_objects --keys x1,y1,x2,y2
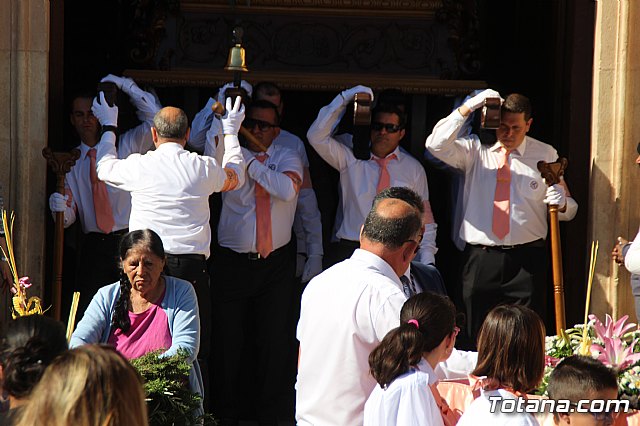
[
  {"x1": 543, "y1": 183, "x2": 566, "y2": 207},
  {"x1": 216, "y1": 80, "x2": 253, "y2": 104},
  {"x1": 340, "y1": 85, "x2": 374, "y2": 105},
  {"x1": 92, "y1": 92, "x2": 119, "y2": 126},
  {"x1": 295, "y1": 253, "x2": 306, "y2": 278},
  {"x1": 49, "y1": 193, "x2": 69, "y2": 213},
  {"x1": 221, "y1": 96, "x2": 245, "y2": 135},
  {"x1": 463, "y1": 89, "x2": 502, "y2": 112},
  {"x1": 301, "y1": 254, "x2": 323, "y2": 283},
  {"x1": 100, "y1": 74, "x2": 126, "y2": 90}
]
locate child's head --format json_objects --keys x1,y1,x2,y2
[
  {"x1": 472, "y1": 304, "x2": 545, "y2": 393},
  {"x1": 548, "y1": 355, "x2": 618, "y2": 426},
  {"x1": 368, "y1": 291, "x2": 457, "y2": 388}
]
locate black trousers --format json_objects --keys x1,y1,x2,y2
[
  {"x1": 461, "y1": 240, "x2": 548, "y2": 349},
  {"x1": 210, "y1": 241, "x2": 295, "y2": 425},
  {"x1": 164, "y1": 253, "x2": 212, "y2": 411},
  {"x1": 75, "y1": 230, "x2": 127, "y2": 320},
  {"x1": 322, "y1": 239, "x2": 360, "y2": 269}
]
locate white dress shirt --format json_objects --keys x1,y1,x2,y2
[
  {"x1": 457, "y1": 388, "x2": 539, "y2": 426},
  {"x1": 217, "y1": 144, "x2": 302, "y2": 254},
  {"x1": 425, "y1": 109, "x2": 578, "y2": 246},
  {"x1": 60, "y1": 89, "x2": 159, "y2": 233},
  {"x1": 189, "y1": 98, "x2": 323, "y2": 257},
  {"x1": 625, "y1": 227, "x2": 640, "y2": 274},
  {"x1": 307, "y1": 95, "x2": 437, "y2": 264},
  {"x1": 364, "y1": 359, "x2": 444, "y2": 426},
  {"x1": 296, "y1": 249, "x2": 406, "y2": 426},
  {"x1": 95, "y1": 137, "x2": 245, "y2": 258}
]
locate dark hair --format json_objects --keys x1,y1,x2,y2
[
  {"x1": 369, "y1": 292, "x2": 456, "y2": 388},
  {"x1": 501, "y1": 93, "x2": 532, "y2": 121},
  {"x1": 361, "y1": 197, "x2": 422, "y2": 249},
  {"x1": 372, "y1": 103, "x2": 407, "y2": 129},
  {"x1": 377, "y1": 88, "x2": 408, "y2": 110},
  {"x1": 112, "y1": 229, "x2": 166, "y2": 332},
  {"x1": 472, "y1": 304, "x2": 545, "y2": 393},
  {"x1": 373, "y1": 187, "x2": 425, "y2": 216},
  {"x1": 247, "y1": 99, "x2": 281, "y2": 125},
  {"x1": 69, "y1": 89, "x2": 97, "y2": 112},
  {"x1": 153, "y1": 107, "x2": 189, "y2": 139},
  {"x1": 0, "y1": 315, "x2": 68, "y2": 399},
  {"x1": 547, "y1": 356, "x2": 618, "y2": 403},
  {"x1": 253, "y1": 81, "x2": 281, "y2": 101}
]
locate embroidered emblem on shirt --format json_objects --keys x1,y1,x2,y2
[
  {"x1": 530, "y1": 181, "x2": 539, "y2": 190},
  {"x1": 268, "y1": 164, "x2": 276, "y2": 170}
]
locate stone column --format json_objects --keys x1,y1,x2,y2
[
  {"x1": 0, "y1": 0, "x2": 49, "y2": 322},
  {"x1": 590, "y1": 0, "x2": 640, "y2": 320}
]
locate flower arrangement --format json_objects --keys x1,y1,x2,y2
[
  {"x1": 537, "y1": 313, "x2": 640, "y2": 409},
  {"x1": 1, "y1": 209, "x2": 44, "y2": 318}
]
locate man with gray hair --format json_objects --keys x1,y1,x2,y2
[
  {"x1": 93, "y1": 96, "x2": 246, "y2": 410},
  {"x1": 296, "y1": 186, "x2": 424, "y2": 426}
]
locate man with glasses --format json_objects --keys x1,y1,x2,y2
[
  {"x1": 210, "y1": 99, "x2": 303, "y2": 426},
  {"x1": 307, "y1": 85, "x2": 437, "y2": 270}
]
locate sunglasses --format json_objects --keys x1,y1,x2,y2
[
  {"x1": 242, "y1": 118, "x2": 278, "y2": 131},
  {"x1": 371, "y1": 122, "x2": 402, "y2": 133}
]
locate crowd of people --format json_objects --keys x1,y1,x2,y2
[{"x1": 1, "y1": 74, "x2": 630, "y2": 426}]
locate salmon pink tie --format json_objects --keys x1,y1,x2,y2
[
  {"x1": 492, "y1": 147, "x2": 511, "y2": 239},
  {"x1": 88, "y1": 148, "x2": 114, "y2": 234},
  {"x1": 255, "y1": 153, "x2": 273, "y2": 258},
  {"x1": 374, "y1": 154, "x2": 397, "y2": 193}
]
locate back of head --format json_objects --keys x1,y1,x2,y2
[
  {"x1": 369, "y1": 292, "x2": 456, "y2": 388},
  {"x1": 153, "y1": 106, "x2": 189, "y2": 140},
  {"x1": 15, "y1": 344, "x2": 148, "y2": 426},
  {"x1": 502, "y1": 93, "x2": 532, "y2": 121},
  {"x1": 253, "y1": 81, "x2": 281, "y2": 100},
  {"x1": 547, "y1": 355, "x2": 618, "y2": 402},
  {"x1": 472, "y1": 304, "x2": 545, "y2": 393},
  {"x1": 362, "y1": 187, "x2": 423, "y2": 250},
  {"x1": 0, "y1": 315, "x2": 68, "y2": 400}
]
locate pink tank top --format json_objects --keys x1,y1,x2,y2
[{"x1": 108, "y1": 290, "x2": 172, "y2": 360}]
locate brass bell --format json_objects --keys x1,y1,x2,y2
[
  {"x1": 224, "y1": 44, "x2": 249, "y2": 72},
  {"x1": 224, "y1": 26, "x2": 249, "y2": 73}
]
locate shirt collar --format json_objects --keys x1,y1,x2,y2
[
  {"x1": 249, "y1": 143, "x2": 275, "y2": 157},
  {"x1": 416, "y1": 359, "x2": 439, "y2": 384},
  {"x1": 370, "y1": 145, "x2": 402, "y2": 161},
  {"x1": 79, "y1": 142, "x2": 95, "y2": 158},
  {"x1": 156, "y1": 142, "x2": 185, "y2": 152},
  {"x1": 350, "y1": 248, "x2": 403, "y2": 289},
  {"x1": 491, "y1": 136, "x2": 528, "y2": 156}
]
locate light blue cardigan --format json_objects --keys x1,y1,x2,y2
[{"x1": 70, "y1": 275, "x2": 204, "y2": 413}]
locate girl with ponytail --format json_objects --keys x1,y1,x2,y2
[{"x1": 364, "y1": 291, "x2": 460, "y2": 426}]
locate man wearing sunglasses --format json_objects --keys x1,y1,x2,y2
[
  {"x1": 426, "y1": 89, "x2": 578, "y2": 348},
  {"x1": 210, "y1": 99, "x2": 303, "y2": 426},
  {"x1": 307, "y1": 85, "x2": 437, "y2": 272}
]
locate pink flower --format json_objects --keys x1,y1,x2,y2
[
  {"x1": 591, "y1": 337, "x2": 640, "y2": 370},
  {"x1": 545, "y1": 355, "x2": 561, "y2": 367},
  {"x1": 589, "y1": 313, "x2": 636, "y2": 339},
  {"x1": 18, "y1": 276, "x2": 32, "y2": 289}
]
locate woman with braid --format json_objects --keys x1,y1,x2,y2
[
  {"x1": 364, "y1": 292, "x2": 461, "y2": 426},
  {"x1": 70, "y1": 228, "x2": 202, "y2": 411}
]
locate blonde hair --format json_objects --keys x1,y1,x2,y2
[{"x1": 15, "y1": 344, "x2": 148, "y2": 426}]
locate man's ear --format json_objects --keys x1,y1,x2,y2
[
  {"x1": 556, "y1": 412, "x2": 570, "y2": 425},
  {"x1": 151, "y1": 127, "x2": 159, "y2": 145}
]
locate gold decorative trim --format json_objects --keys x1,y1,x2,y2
[
  {"x1": 181, "y1": 0, "x2": 442, "y2": 18},
  {"x1": 124, "y1": 68, "x2": 486, "y2": 95}
]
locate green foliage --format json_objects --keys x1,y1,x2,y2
[{"x1": 130, "y1": 349, "x2": 216, "y2": 425}]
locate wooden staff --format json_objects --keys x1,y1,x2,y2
[
  {"x1": 42, "y1": 148, "x2": 80, "y2": 321},
  {"x1": 537, "y1": 158, "x2": 569, "y2": 335},
  {"x1": 211, "y1": 101, "x2": 268, "y2": 153}
]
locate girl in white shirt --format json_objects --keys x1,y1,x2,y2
[
  {"x1": 364, "y1": 291, "x2": 460, "y2": 426},
  {"x1": 457, "y1": 304, "x2": 546, "y2": 426}
]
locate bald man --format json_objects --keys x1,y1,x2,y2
[
  {"x1": 296, "y1": 187, "x2": 424, "y2": 426},
  {"x1": 93, "y1": 97, "x2": 246, "y2": 410}
]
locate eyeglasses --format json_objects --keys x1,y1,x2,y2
[
  {"x1": 371, "y1": 122, "x2": 402, "y2": 133},
  {"x1": 403, "y1": 234, "x2": 423, "y2": 254},
  {"x1": 242, "y1": 118, "x2": 279, "y2": 131}
]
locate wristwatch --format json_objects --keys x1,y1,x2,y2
[{"x1": 101, "y1": 125, "x2": 119, "y2": 136}]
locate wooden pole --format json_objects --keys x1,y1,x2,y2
[
  {"x1": 538, "y1": 158, "x2": 569, "y2": 335},
  {"x1": 42, "y1": 148, "x2": 80, "y2": 320},
  {"x1": 211, "y1": 101, "x2": 269, "y2": 153}
]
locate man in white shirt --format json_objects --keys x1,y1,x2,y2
[
  {"x1": 307, "y1": 85, "x2": 437, "y2": 270},
  {"x1": 296, "y1": 186, "x2": 424, "y2": 426},
  {"x1": 48, "y1": 74, "x2": 160, "y2": 315},
  {"x1": 425, "y1": 89, "x2": 578, "y2": 346},
  {"x1": 210, "y1": 100, "x2": 303, "y2": 426},
  {"x1": 93, "y1": 96, "x2": 246, "y2": 411}
]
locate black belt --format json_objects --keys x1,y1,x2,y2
[
  {"x1": 219, "y1": 243, "x2": 289, "y2": 261},
  {"x1": 86, "y1": 228, "x2": 129, "y2": 239},
  {"x1": 469, "y1": 239, "x2": 545, "y2": 251},
  {"x1": 166, "y1": 253, "x2": 206, "y2": 262}
]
